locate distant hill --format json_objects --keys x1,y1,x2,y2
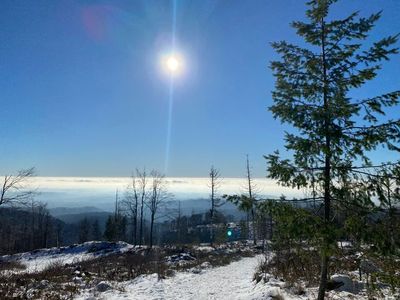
[
  {"x1": 49, "y1": 206, "x2": 104, "y2": 217},
  {"x1": 55, "y1": 211, "x2": 112, "y2": 231},
  {"x1": 50, "y1": 199, "x2": 244, "y2": 226},
  {"x1": 168, "y1": 198, "x2": 245, "y2": 220}
]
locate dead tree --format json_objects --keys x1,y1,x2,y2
[
  {"x1": 147, "y1": 170, "x2": 168, "y2": 249},
  {"x1": 137, "y1": 168, "x2": 148, "y2": 245},
  {"x1": 245, "y1": 155, "x2": 258, "y2": 245},
  {"x1": 208, "y1": 166, "x2": 223, "y2": 245},
  {"x1": 0, "y1": 168, "x2": 36, "y2": 207},
  {"x1": 122, "y1": 174, "x2": 140, "y2": 245}
]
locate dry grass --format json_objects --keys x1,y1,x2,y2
[{"x1": 0, "y1": 260, "x2": 26, "y2": 272}]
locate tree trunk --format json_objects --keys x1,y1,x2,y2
[
  {"x1": 318, "y1": 251, "x2": 329, "y2": 299},
  {"x1": 149, "y1": 212, "x2": 155, "y2": 249},
  {"x1": 246, "y1": 155, "x2": 257, "y2": 245},
  {"x1": 139, "y1": 198, "x2": 144, "y2": 245},
  {"x1": 251, "y1": 207, "x2": 256, "y2": 245},
  {"x1": 318, "y1": 17, "x2": 331, "y2": 300}
]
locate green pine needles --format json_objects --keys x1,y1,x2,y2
[{"x1": 265, "y1": 0, "x2": 399, "y2": 298}]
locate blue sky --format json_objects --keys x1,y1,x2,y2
[{"x1": 1, "y1": 0, "x2": 399, "y2": 177}]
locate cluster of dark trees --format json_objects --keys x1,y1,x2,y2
[
  {"x1": 77, "y1": 218, "x2": 102, "y2": 243},
  {"x1": 0, "y1": 204, "x2": 59, "y2": 254},
  {"x1": 101, "y1": 169, "x2": 169, "y2": 248},
  {"x1": 0, "y1": 202, "x2": 103, "y2": 255},
  {"x1": 0, "y1": 169, "x2": 63, "y2": 254}
]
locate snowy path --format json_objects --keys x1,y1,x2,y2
[
  {"x1": 123, "y1": 255, "x2": 263, "y2": 300},
  {"x1": 80, "y1": 255, "x2": 287, "y2": 300}
]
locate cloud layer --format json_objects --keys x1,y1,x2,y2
[{"x1": 29, "y1": 177, "x2": 303, "y2": 209}]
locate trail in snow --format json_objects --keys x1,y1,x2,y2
[{"x1": 86, "y1": 255, "x2": 287, "y2": 300}]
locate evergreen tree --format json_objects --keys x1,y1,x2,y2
[
  {"x1": 368, "y1": 165, "x2": 400, "y2": 253},
  {"x1": 78, "y1": 218, "x2": 91, "y2": 243},
  {"x1": 103, "y1": 216, "x2": 116, "y2": 241},
  {"x1": 116, "y1": 215, "x2": 127, "y2": 241},
  {"x1": 265, "y1": 1, "x2": 399, "y2": 298},
  {"x1": 91, "y1": 219, "x2": 102, "y2": 241}
]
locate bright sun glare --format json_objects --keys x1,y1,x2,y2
[
  {"x1": 166, "y1": 56, "x2": 179, "y2": 72},
  {"x1": 163, "y1": 54, "x2": 183, "y2": 75}
]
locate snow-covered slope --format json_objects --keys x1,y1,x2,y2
[{"x1": 1, "y1": 241, "x2": 134, "y2": 273}]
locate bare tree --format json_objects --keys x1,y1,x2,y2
[
  {"x1": 122, "y1": 175, "x2": 140, "y2": 245},
  {"x1": 137, "y1": 168, "x2": 148, "y2": 245},
  {"x1": 223, "y1": 157, "x2": 261, "y2": 244},
  {"x1": 175, "y1": 200, "x2": 182, "y2": 243},
  {"x1": 244, "y1": 155, "x2": 258, "y2": 245},
  {"x1": 34, "y1": 201, "x2": 51, "y2": 248},
  {"x1": 121, "y1": 168, "x2": 149, "y2": 245},
  {"x1": 147, "y1": 170, "x2": 168, "y2": 249},
  {"x1": 0, "y1": 168, "x2": 36, "y2": 207},
  {"x1": 208, "y1": 165, "x2": 223, "y2": 245}
]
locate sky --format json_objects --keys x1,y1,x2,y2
[{"x1": 1, "y1": 0, "x2": 399, "y2": 178}]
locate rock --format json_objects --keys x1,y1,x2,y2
[
  {"x1": 190, "y1": 267, "x2": 202, "y2": 274},
  {"x1": 96, "y1": 281, "x2": 112, "y2": 292},
  {"x1": 33, "y1": 280, "x2": 49, "y2": 289},
  {"x1": 200, "y1": 261, "x2": 211, "y2": 269},
  {"x1": 167, "y1": 252, "x2": 196, "y2": 264},
  {"x1": 326, "y1": 280, "x2": 344, "y2": 290},
  {"x1": 330, "y1": 274, "x2": 355, "y2": 293},
  {"x1": 360, "y1": 259, "x2": 380, "y2": 274},
  {"x1": 26, "y1": 288, "x2": 37, "y2": 299},
  {"x1": 73, "y1": 276, "x2": 83, "y2": 284}
]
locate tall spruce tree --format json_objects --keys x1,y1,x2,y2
[{"x1": 265, "y1": 0, "x2": 399, "y2": 298}]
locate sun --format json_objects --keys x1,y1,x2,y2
[
  {"x1": 162, "y1": 54, "x2": 183, "y2": 75},
  {"x1": 166, "y1": 56, "x2": 179, "y2": 72}
]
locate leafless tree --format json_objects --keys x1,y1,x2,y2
[
  {"x1": 122, "y1": 176, "x2": 139, "y2": 245},
  {"x1": 244, "y1": 155, "x2": 258, "y2": 245},
  {"x1": 175, "y1": 200, "x2": 183, "y2": 243},
  {"x1": 0, "y1": 168, "x2": 36, "y2": 207},
  {"x1": 208, "y1": 165, "x2": 223, "y2": 245},
  {"x1": 147, "y1": 170, "x2": 169, "y2": 249},
  {"x1": 136, "y1": 168, "x2": 148, "y2": 245}
]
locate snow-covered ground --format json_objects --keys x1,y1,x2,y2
[
  {"x1": 2, "y1": 242, "x2": 397, "y2": 299},
  {"x1": 1, "y1": 241, "x2": 134, "y2": 273},
  {"x1": 76, "y1": 255, "x2": 303, "y2": 300}
]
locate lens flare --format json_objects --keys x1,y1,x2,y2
[{"x1": 164, "y1": 0, "x2": 178, "y2": 175}]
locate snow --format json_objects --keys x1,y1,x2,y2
[
  {"x1": 2, "y1": 241, "x2": 397, "y2": 299},
  {"x1": 193, "y1": 245, "x2": 214, "y2": 253},
  {"x1": 75, "y1": 255, "x2": 303, "y2": 300},
  {"x1": 0, "y1": 241, "x2": 134, "y2": 273}
]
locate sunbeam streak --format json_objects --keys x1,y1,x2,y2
[{"x1": 164, "y1": 0, "x2": 178, "y2": 175}]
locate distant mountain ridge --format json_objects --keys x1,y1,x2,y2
[
  {"x1": 49, "y1": 206, "x2": 104, "y2": 217},
  {"x1": 49, "y1": 199, "x2": 245, "y2": 225}
]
